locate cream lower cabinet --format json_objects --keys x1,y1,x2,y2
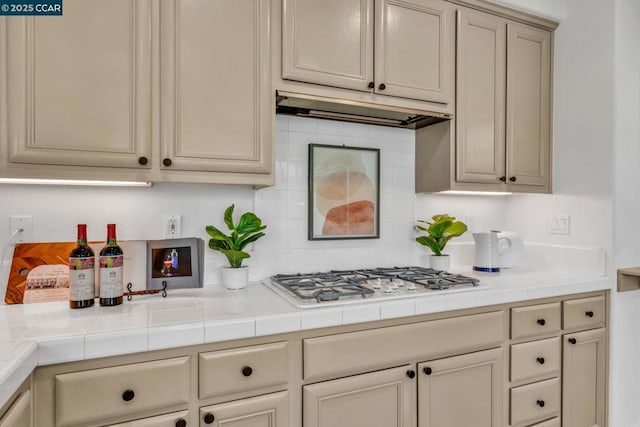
[
  {"x1": 417, "y1": 348, "x2": 503, "y2": 427},
  {"x1": 303, "y1": 365, "x2": 416, "y2": 427},
  {"x1": 107, "y1": 410, "x2": 189, "y2": 427},
  {"x1": 199, "y1": 391, "x2": 288, "y2": 427},
  {"x1": 562, "y1": 328, "x2": 607, "y2": 427},
  {"x1": 0, "y1": 390, "x2": 31, "y2": 427}
]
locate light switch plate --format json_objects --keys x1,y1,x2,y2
[{"x1": 549, "y1": 214, "x2": 570, "y2": 234}]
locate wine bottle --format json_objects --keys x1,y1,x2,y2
[
  {"x1": 99, "y1": 224, "x2": 124, "y2": 306},
  {"x1": 69, "y1": 224, "x2": 95, "y2": 309}
]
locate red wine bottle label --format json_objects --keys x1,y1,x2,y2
[
  {"x1": 99, "y1": 255, "x2": 124, "y2": 298},
  {"x1": 69, "y1": 257, "x2": 95, "y2": 301}
]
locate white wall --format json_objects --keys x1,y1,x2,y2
[{"x1": 0, "y1": 116, "x2": 419, "y2": 293}]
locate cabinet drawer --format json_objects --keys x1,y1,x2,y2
[
  {"x1": 511, "y1": 337, "x2": 560, "y2": 382},
  {"x1": 563, "y1": 296, "x2": 605, "y2": 330},
  {"x1": 510, "y1": 378, "x2": 560, "y2": 426},
  {"x1": 0, "y1": 390, "x2": 30, "y2": 427},
  {"x1": 511, "y1": 303, "x2": 560, "y2": 339},
  {"x1": 199, "y1": 341, "x2": 288, "y2": 400},
  {"x1": 528, "y1": 417, "x2": 559, "y2": 427},
  {"x1": 107, "y1": 410, "x2": 189, "y2": 426},
  {"x1": 304, "y1": 311, "x2": 503, "y2": 381},
  {"x1": 55, "y1": 357, "x2": 191, "y2": 427}
]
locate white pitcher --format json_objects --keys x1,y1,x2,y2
[{"x1": 472, "y1": 232, "x2": 504, "y2": 272}]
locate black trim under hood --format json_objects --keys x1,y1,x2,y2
[{"x1": 276, "y1": 91, "x2": 451, "y2": 130}]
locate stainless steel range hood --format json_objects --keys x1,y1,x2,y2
[{"x1": 276, "y1": 91, "x2": 452, "y2": 129}]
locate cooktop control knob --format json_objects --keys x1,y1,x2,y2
[
  {"x1": 394, "y1": 279, "x2": 405, "y2": 287},
  {"x1": 372, "y1": 279, "x2": 382, "y2": 289},
  {"x1": 383, "y1": 287, "x2": 395, "y2": 294},
  {"x1": 406, "y1": 283, "x2": 417, "y2": 292}
]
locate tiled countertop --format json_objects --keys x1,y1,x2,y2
[{"x1": 0, "y1": 269, "x2": 611, "y2": 409}]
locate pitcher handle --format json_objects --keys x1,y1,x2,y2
[{"x1": 497, "y1": 236, "x2": 512, "y2": 254}]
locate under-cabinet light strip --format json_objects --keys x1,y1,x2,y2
[
  {"x1": 436, "y1": 190, "x2": 513, "y2": 196},
  {"x1": 0, "y1": 178, "x2": 153, "y2": 187}
]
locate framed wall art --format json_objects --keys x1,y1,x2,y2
[
  {"x1": 146, "y1": 238, "x2": 204, "y2": 290},
  {"x1": 308, "y1": 144, "x2": 380, "y2": 240}
]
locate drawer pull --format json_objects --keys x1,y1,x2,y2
[
  {"x1": 585, "y1": 310, "x2": 594, "y2": 317},
  {"x1": 368, "y1": 81, "x2": 375, "y2": 89},
  {"x1": 138, "y1": 156, "x2": 148, "y2": 166},
  {"x1": 175, "y1": 419, "x2": 187, "y2": 427},
  {"x1": 423, "y1": 367, "x2": 432, "y2": 375},
  {"x1": 122, "y1": 389, "x2": 135, "y2": 402},
  {"x1": 163, "y1": 158, "x2": 172, "y2": 167},
  {"x1": 568, "y1": 337, "x2": 577, "y2": 345},
  {"x1": 242, "y1": 366, "x2": 253, "y2": 377},
  {"x1": 204, "y1": 413, "x2": 215, "y2": 424},
  {"x1": 536, "y1": 357, "x2": 545, "y2": 365},
  {"x1": 537, "y1": 318, "x2": 546, "y2": 326},
  {"x1": 406, "y1": 370, "x2": 416, "y2": 379},
  {"x1": 536, "y1": 399, "x2": 545, "y2": 408},
  {"x1": 379, "y1": 83, "x2": 386, "y2": 90}
]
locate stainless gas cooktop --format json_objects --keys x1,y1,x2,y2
[{"x1": 264, "y1": 266, "x2": 485, "y2": 308}]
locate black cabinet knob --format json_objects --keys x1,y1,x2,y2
[
  {"x1": 163, "y1": 158, "x2": 172, "y2": 167},
  {"x1": 138, "y1": 156, "x2": 148, "y2": 166},
  {"x1": 406, "y1": 370, "x2": 416, "y2": 379},
  {"x1": 509, "y1": 176, "x2": 517, "y2": 182},
  {"x1": 537, "y1": 318, "x2": 546, "y2": 326},
  {"x1": 568, "y1": 337, "x2": 577, "y2": 345},
  {"x1": 379, "y1": 83, "x2": 386, "y2": 90},
  {"x1": 536, "y1": 357, "x2": 545, "y2": 365},
  {"x1": 499, "y1": 176, "x2": 506, "y2": 182},
  {"x1": 203, "y1": 413, "x2": 215, "y2": 424},
  {"x1": 423, "y1": 367, "x2": 432, "y2": 375},
  {"x1": 175, "y1": 419, "x2": 187, "y2": 427},
  {"x1": 242, "y1": 366, "x2": 253, "y2": 377},
  {"x1": 537, "y1": 399, "x2": 545, "y2": 408},
  {"x1": 585, "y1": 310, "x2": 594, "y2": 318},
  {"x1": 368, "y1": 81, "x2": 375, "y2": 89},
  {"x1": 122, "y1": 389, "x2": 135, "y2": 402}
]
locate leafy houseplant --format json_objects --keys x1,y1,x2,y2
[
  {"x1": 205, "y1": 204, "x2": 266, "y2": 288},
  {"x1": 415, "y1": 214, "x2": 467, "y2": 271}
]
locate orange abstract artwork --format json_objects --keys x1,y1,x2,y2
[{"x1": 309, "y1": 145, "x2": 379, "y2": 240}]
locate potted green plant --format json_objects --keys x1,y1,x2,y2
[
  {"x1": 205, "y1": 204, "x2": 266, "y2": 289},
  {"x1": 415, "y1": 214, "x2": 468, "y2": 271}
]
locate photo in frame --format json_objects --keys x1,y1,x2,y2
[
  {"x1": 146, "y1": 238, "x2": 204, "y2": 290},
  {"x1": 308, "y1": 144, "x2": 380, "y2": 240}
]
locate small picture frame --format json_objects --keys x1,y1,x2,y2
[
  {"x1": 308, "y1": 144, "x2": 380, "y2": 240},
  {"x1": 146, "y1": 238, "x2": 203, "y2": 290}
]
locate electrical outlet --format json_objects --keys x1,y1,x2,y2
[
  {"x1": 549, "y1": 214, "x2": 570, "y2": 234},
  {"x1": 164, "y1": 215, "x2": 181, "y2": 239},
  {"x1": 10, "y1": 215, "x2": 33, "y2": 242}
]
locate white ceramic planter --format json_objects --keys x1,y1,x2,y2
[
  {"x1": 429, "y1": 255, "x2": 450, "y2": 272},
  {"x1": 222, "y1": 266, "x2": 249, "y2": 290}
]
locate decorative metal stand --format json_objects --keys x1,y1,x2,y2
[{"x1": 124, "y1": 281, "x2": 168, "y2": 301}]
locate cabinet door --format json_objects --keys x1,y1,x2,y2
[
  {"x1": 107, "y1": 410, "x2": 188, "y2": 427},
  {"x1": 160, "y1": 0, "x2": 272, "y2": 174},
  {"x1": 455, "y1": 8, "x2": 506, "y2": 184},
  {"x1": 3, "y1": 0, "x2": 152, "y2": 169},
  {"x1": 282, "y1": 0, "x2": 374, "y2": 91},
  {"x1": 199, "y1": 391, "x2": 288, "y2": 427},
  {"x1": 303, "y1": 365, "x2": 416, "y2": 427},
  {"x1": 0, "y1": 390, "x2": 31, "y2": 427},
  {"x1": 417, "y1": 348, "x2": 503, "y2": 427},
  {"x1": 563, "y1": 328, "x2": 606, "y2": 427},
  {"x1": 375, "y1": 0, "x2": 454, "y2": 104},
  {"x1": 506, "y1": 22, "x2": 551, "y2": 188}
]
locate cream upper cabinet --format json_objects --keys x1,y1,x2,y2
[
  {"x1": 282, "y1": 0, "x2": 374, "y2": 91},
  {"x1": 375, "y1": 0, "x2": 454, "y2": 103},
  {"x1": 455, "y1": 7, "x2": 506, "y2": 184},
  {"x1": 506, "y1": 21, "x2": 551, "y2": 188},
  {"x1": 562, "y1": 328, "x2": 607, "y2": 427},
  {"x1": 199, "y1": 391, "x2": 288, "y2": 427},
  {"x1": 417, "y1": 348, "x2": 503, "y2": 427},
  {"x1": 303, "y1": 365, "x2": 416, "y2": 427},
  {"x1": 282, "y1": 0, "x2": 454, "y2": 104},
  {"x1": 159, "y1": 0, "x2": 272, "y2": 174},
  {"x1": 449, "y1": 9, "x2": 552, "y2": 193},
  {"x1": 3, "y1": 0, "x2": 152, "y2": 169}
]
